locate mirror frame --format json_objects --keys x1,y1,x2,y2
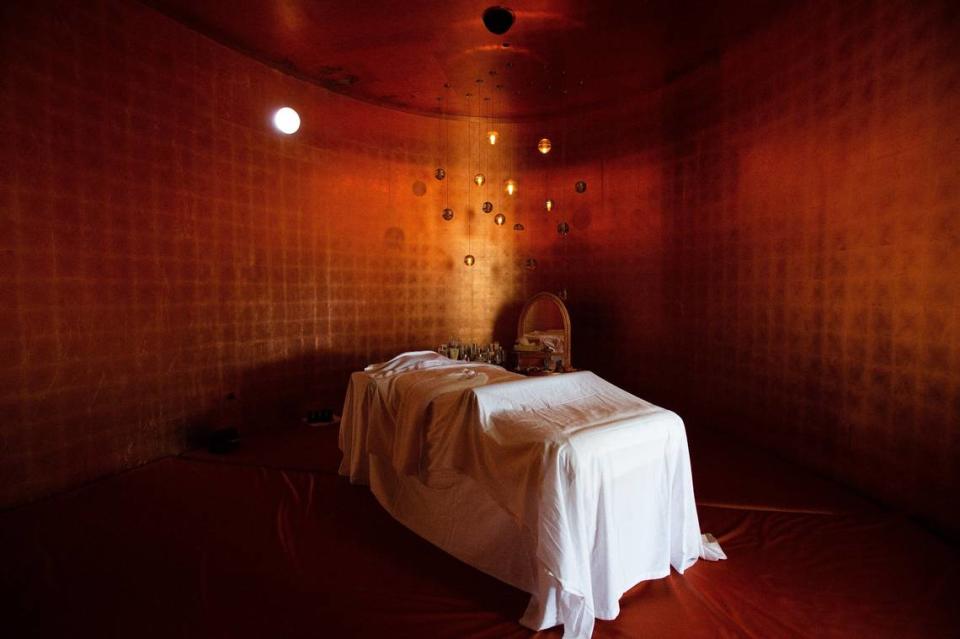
[{"x1": 516, "y1": 291, "x2": 572, "y2": 369}]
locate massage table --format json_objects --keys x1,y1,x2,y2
[{"x1": 339, "y1": 351, "x2": 724, "y2": 638}]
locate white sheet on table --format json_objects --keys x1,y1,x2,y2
[
  {"x1": 339, "y1": 352, "x2": 724, "y2": 639},
  {"x1": 364, "y1": 350, "x2": 459, "y2": 377}
]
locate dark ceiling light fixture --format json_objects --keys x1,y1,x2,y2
[{"x1": 482, "y1": 6, "x2": 515, "y2": 35}]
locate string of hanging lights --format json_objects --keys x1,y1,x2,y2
[
  {"x1": 438, "y1": 88, "x2": 453, "y2": 222},
  {"x1": 464, "y1": 91, "x2": 476, "y2": 267},
  {"x1": 433, "y1": 18, "x2": 580, "y2": 276},
  {"x1": 479, "y1": 84, "x2": 494, "y2": 217},
  {"x1": 493, "y1": 83, "x2": 506, "y2": 229}
]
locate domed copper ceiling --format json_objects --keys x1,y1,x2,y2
[{"x1": 146, "y1": 0, "x2": 793, "y2": 120}]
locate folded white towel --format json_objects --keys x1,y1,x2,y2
[{"x1": 700, "y1": 533, "x2": 727, "y2": 561}]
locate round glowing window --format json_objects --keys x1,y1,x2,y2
[{"x1": 273, "y1": 107, "x2": 301, "y2": 134}]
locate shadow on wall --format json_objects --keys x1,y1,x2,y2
[
  {"x1": 181, "y1": 300, "x2": 528, "y2": 453},
  {"x1": 183, "y1": 350, "x2": 367, "y2": 451},
  {"x1": 492, "y1": 299, "x2": 525, "y2": 348}
]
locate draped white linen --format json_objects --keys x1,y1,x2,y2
[{"x1": 339, "y1": 352, "x2": 724, "y2": 639}]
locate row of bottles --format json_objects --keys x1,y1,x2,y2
[{"x1": 438, "y1": 339, "x2": 506, "y2": 366}]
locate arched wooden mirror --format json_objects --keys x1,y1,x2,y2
[{"x1": 514, "y1": 292, "x2": 572, "y2": 372}]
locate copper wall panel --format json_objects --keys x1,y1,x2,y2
[
  {"x1": 669, "y1": 0, "x2": 960, "y2": 535},
  {"x1": 520, "y1": 0, "x2": 959, "y2": 533},
  {"x1": 2, "y1": 0, "x2": 957, "y2": 538},
  {"x1": 0, "y1": 0, "x2": 522, "y2": 507}
]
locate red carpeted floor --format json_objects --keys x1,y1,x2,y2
[{"x1": 2, "y1": 425, "x2": 957, "y2": 638}]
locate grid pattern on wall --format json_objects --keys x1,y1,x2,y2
[
  {"x1": 665, "y1": 0, "x2": 959, "y2": 530},
  {"x1": 520, "y1": 0, "x2": 959, "y2": 533},
  {"x1": 0, "y1": 0, "x2": 522, "y2": 507}
]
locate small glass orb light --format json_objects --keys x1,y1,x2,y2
[
  {"x1": 474, "y1": 173, "x2": 486, "y2": 186},
  {"x1": 557, "y1": 221, "x2": 570, "y2": 236},
  {"x1": 487, "y1": 130, "x2": 499, "y2": 145},
  {"x1": 442, "y1": 208, "x2": 454, "y2": 221},
  {"x1": 482, "y1": 201, "x2": 493, "y2": 213},
  {"x1": 494, "y1": 213, "x2": 506, "y2": 225},
  {"x1": 575, "y1": 180, "x2": 587, "y2": 193},
  {"x1": 525, "y1": 258, "x2": 538, "y2": 270},
  {"x1": 537, "y1": 138, "x2": 552, "y2": 154},
  {"x1": 273, "y1": 107, "x2": 301, "y2": 134},
  {"x1": 464, "y1": 254, "x2": 476, "y2": 266},
  {"x1": 513, "y1": 223, "x2": 525, "y2": 231},
  {"x1": 545, "y1": 199, "x2": 554, "y2": 212},
  {"x1": 435, "y1": 168, "x2": 446, "y2": 180},
  {"x1": 504, "y1": 179, "x2": 517, "y2": 196}
]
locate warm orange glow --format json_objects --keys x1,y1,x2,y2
[
  {"x1": 545, "y1": 199, "x2": 554, "y2": 212},
  {"x1": 494, "y1": 213, "x2": 506, "y2": 225},
  {"x1": 8, "y1": 0, "x2": 958, "y2": 546},
  {"x1": 474, "y1": 173, "x2": 485, "y2": 186},
  {"x1": 504, "y1": 179, "x2": 517, "y2": 196},
  {"x1": 538, "y1": 138, "x2": 552, "y2": 154},
  {"x1": 464, "y1": 254, "x2": 475, "y2": 266},
  {"x1": 487, "y1": 130, "x2": 499, "y2": 145},
  {"x1": 3, "y1": 0, "x2": 534, "y2": 517}
]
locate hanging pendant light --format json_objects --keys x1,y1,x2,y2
[
  {"x1": 487, "y1": 130, "x2": 499, "y2": 145},
  {"x1": 545, "y1": 199, "x2": 554, "y2": 212},
  {"x1": 494, "y1": 213, "x2": 506, "y2": 225},
  {"x1": 575, "y1": 180, "x2": 587, "y2": 193},
  {"x1": 557, "y1": 221, "x2": 570, "y2": 236},
  {"x1": 442, "y1": 208, "x2": 454, "y2": 221},
  {"x1": 464, "y1": 254, "x2": 476, "y2": 266},
  {"x1": 474, "y1": 173, "x2": 486, "y2": 186},
  {"x1": 482, "y1": 201, "x2": 493, "y2": 213},
  {"x1": 435, "y1": 168, "x2": 446, "y2": 180},
  {"x1": 513, "y1": 223, "x2": 524, "y2": 231},
  {"x1": 504, "y1": 179, "x2": 517, "y2": 196},
  {"x1": 537, "y1": 138, "x2": 552, "y2": 154}
]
